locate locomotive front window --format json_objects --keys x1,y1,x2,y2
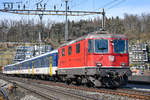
[
  {"x1": 114, "y1": 39, "x2": 126, "y2": 53},
  {"x1": 95, "y1": 39, "x2": 108, "y2": 53}
]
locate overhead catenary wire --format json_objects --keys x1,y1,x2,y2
[
  {"x1": 70, "y1": 0, "x2": 89, "y2": 9},
  {"x1": 108, "y1": 0, "x2": 126, "y2": 10},
  {"x1": 102, "y1": 0, "x2": 119, "y2": 9},
  {"x1": 93, "y1": 0, "x2": 118, "y2": 11},
  {"x1": 36, "y1": 0, "x2": 44, "y2": 4},
  {"x1": 94, "y1": 0, "x2": 126, "y2": 11}
]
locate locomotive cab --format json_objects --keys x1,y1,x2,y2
[{"x1": 86, "y1": 35, "x2": 131, "y2": 87}]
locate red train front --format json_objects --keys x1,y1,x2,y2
[{"x1": 58, "y1": 33, "x2": 132, "y2": 88}]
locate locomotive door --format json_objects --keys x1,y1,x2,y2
[
  {"x1": 84, "y1": 40, "x2": 87, "y2": 66},
  {"x1": 75, "y1": 40, "x2": 86, "y2": 67}
]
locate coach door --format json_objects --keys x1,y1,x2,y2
[
  {"x1": 18, "y1": 64, "x2": 20, "y2": 74},
  {"x1": 28, "y1": 62, "x2": 30, "y2": 75}
]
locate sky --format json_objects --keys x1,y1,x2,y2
[{"x1": 0, "y1": 0, "x2": 150, "y2": 22}]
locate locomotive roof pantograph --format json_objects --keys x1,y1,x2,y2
[{"x1": 59, "y1": 33, "x2": 127, "y2": 48}]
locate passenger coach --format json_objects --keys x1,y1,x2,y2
[{"x1": 3, "y1": 50, "x2": 58, "y2": 78}]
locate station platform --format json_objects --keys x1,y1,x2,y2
[{"x1": 128, "y1": 75, "x2": 150, "y2": 84}]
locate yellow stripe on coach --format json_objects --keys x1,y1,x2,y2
[
  {"x1": 49, "y1": 56, "x2": 52, "y2": 76},
  {"x1": 32, "y1": 61, "x2": 34, "y2": 75}
]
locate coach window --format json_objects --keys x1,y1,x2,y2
[
  {"x1": 76, "y1": 43, "x2": 80, "y2": 53},
  {"x1": 68, "y1": 46, "x2": 72, "y2": 55},
  {"x1": 62, "y1": 48, "x2": 65, "y2": 56},
  {"x1": 41, "y1": 57, "x2": 45, "y2": 67},
  {"x1": 88, "y1": 39, "x2": 94, "y2": 53},
  {"x1": 38, "y1": 59, "x2": 41, "y2": 68}
]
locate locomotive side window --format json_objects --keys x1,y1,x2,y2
[
  {"x1": 62, "y1": 48, "x2": 65, "y2": 56},
  {"x1": 88, "y1": 39, "x2": 94, "y2": 53},
  {"x1": 95, "y1": 39, "x2": 108, "y2": 53},
  {"x1": 68, "y1": 46, "x2": 72, "y2": 55},
  {"x1": 76, "y1": 43, "x2": 80, "y2": 53}
]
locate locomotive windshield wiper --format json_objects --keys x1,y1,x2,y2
[{"x1": 98, "y1": 47, "x2": 106, "y2": 50}]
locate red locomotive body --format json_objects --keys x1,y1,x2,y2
[{"x1": 58, "y1": 33, "x2": 131, "y2": 88}]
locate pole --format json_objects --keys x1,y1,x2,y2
[
  {"x1": 65, "y1": 0, "x2": 68, "y2": 42},
  {"x1": 102, "y1": 8, "x2": 105, "y2": 31},
  {"x1": 39, "y1": 14, "x2": 43, "y2": 55}
]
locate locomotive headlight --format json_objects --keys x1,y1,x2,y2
[
  {"x1": 121, "y1": 63, "x2": 126, "y2": 67},
  {"x1": 109, "y1": 55, "x2": 115, "y2": 62},
  {"x1": 96, "y1": 63, "x2": 102, "y2": 67}
]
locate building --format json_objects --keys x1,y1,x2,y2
[
  {"x1": 13, "y1": 45, "x2": 53, "y2": 63},
  {"x1": 129, "y1": 42, "x2": 149, "y2": 70}
]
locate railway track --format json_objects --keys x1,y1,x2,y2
[
  {"x1": 16, "y1": 81, "x2": 96, "y2": 100},
  {"x1": 16, "y1": 82, "x2": 58, "y2": 100},
  {"x1": 0, "y1": 75, "x2": 97, "y2": 100},
  {"x1": 1, "y1": 75, "x2": 150, "y2": 100},
  {"x1": 30, "y1": 78, "x2": 150, "y2": 100}
]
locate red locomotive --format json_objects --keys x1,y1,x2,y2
[{"x1": 58, "y1": 32, "x2": 131, "y2": 88}]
